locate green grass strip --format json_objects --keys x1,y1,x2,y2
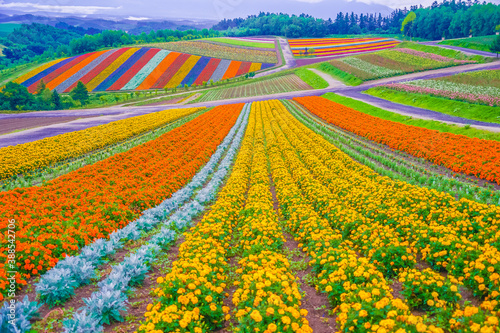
[
  {"x1": 315, "y1": 62, "x2": 363, "y2": 86},
  {"x1": 322, "y1": 92, "x2": 500, "y2": 142},
  {"x1": 439, "y1": 36, "x2": 496, "y2": 53},
  {"x1": 295, "y1": 67, "x2": 328, "y2": 89},
  {"x1": 364, "y1": 87, "x2": 500, "y2": 124}
]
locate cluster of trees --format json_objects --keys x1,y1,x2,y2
[
  {"x1": 0, "y1": 81, "x2": 89, "y2": 111},
  {"x1": 0, "y1": 24, "x2": 221, "y2": 70},
  {"x1": 404, "y1": 1, "x2": 500, "y2": 40},
  {"x1": 214, "y1": 1, "x2": 500, "y2": 40}
]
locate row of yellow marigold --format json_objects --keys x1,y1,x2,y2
[{"x1": 260, "y1": 99, "x2": 498, "y2": 332}]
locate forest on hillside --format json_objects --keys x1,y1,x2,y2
[{"x1": 215, "y1": 1, "x2": 500, "y2": 39}]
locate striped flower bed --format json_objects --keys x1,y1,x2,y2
[
  {"x1": 288, "y1": 37, "x2": 400, "y2": 58},
  {"x1": 16, "y1": 47, "x2": 275, "y2": 93}
]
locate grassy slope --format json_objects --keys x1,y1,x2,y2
[
  {"x1": 0, "y1": 61, "x2": 51, "y2": 87},
  {"x1": 364, "y1": 87, "x2": 500, "y2": 124},
  {"x1": 202, "y1": 37, "x2": 275, "y2": 49},
  {"x1": 295, "y1": 67, "x2": 328, "y2": 89},
  {"x1": 439, "y1": 35, "x2": 496, "y2": 53},
  {"x1": 314, "y1": 62, "x2": 363, "y2": 86},
  {"x1": 322, "y1": 92, "x2": 500, "y2": 141}
]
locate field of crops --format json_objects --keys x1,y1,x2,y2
[
  {"x1": 201, "y1": 37, "x2": 276, "y2": 49},
  {"x1": 144, "y1": 41, "x2": 278, "y2": 63},
  {"x1": 14, "y1": 47, "x2": 275, "y2": 93},
  {"x1": 1, "y1": 93, "x2": 500, "y2": 333},
  {"x1": 372, "y1": 69, "x2": 500, "y2": 106},
  {"x1": 288, "y1": 37, "x2": 400, "y2": 58},
  {"x1": 322, "y1": 46, "x2": 476, "y2": 83},
  {"x1": 196, "y1": 74, "x2": 312, "y2": 102}
]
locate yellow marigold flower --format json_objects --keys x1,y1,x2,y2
[
  {"x1": 359, "y1": 310, "x2": 368, "y2": 317},
  {"x1": 282, "y1": 316, "x2": 291, "y2": 325},
  {"x1": 268, "y1": 323, "x2": 278, "y2": 332},
  {"x1": 427, "y1": 299, "x2": 435, "y2": 307},
  {"x1": 250, "y1": 310, "x2": 263, "y2": 323},
  {"x1": 464, "y1": 306, "x2": 479, "y2": 317},
  {"x1": 156, "y1": 277, "x2": 164, "y2": 284}
]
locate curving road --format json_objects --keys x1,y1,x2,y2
[{"x1": 2, "y1": 55, "x2": 500, "y2": 147}]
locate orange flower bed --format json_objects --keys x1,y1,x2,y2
[
  {"x1": 0, "y1": 103, "x2": 243, "y2": 300},
  {"x1": 294, "y1": 96, "x2": 500, "y2": 184}
]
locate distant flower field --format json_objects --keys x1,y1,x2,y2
[
  {"x1": 14, "y1": 47, "x2": 275, "y2": 93},
  {"x1": 288, "y1": 37, "x2": 400, "y2": 58},
  {"x1": 375, "y1": 69, "x2": 500, "y2": 106},
  {"x1": 323, "y1": 47, "x2": 477, "y2": 82},
  {"x1": 145, "y1": 41, "x2": 278, "y2": 63}
]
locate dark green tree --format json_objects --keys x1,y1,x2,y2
[
  {"x1": 491, "y1": 34, "x2": 500, "y2": 57},
  {"x1": 51, "y1": 90, "x2": 62, "y2": 109},
  {"x1": 35, "y1": 79, "x2": 46, "y2": 95},
  {"x1": 70, "y1": 81, "x2": 89, "y2": 105},
  {"x1": 0, "y1": 82, "x2": 36, "y2": 110}
]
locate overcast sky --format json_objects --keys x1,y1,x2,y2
[{"x1": 1, "y1": 0, "x2": 500, "y2": 20}]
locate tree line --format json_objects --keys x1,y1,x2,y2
[
  {"x1": 214, "y1": 1, "x2": 500, "y2": 40},
  {"x1": 0, "y1": 24, "x2": 222, "y2": 70}
]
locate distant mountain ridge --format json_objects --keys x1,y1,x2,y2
[{"x1": 0, "y1": 13, "x2": 217, "y2": 34}]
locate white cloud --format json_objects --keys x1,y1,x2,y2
[
  {"x1": 0, "y1": 2, "x2": 121, "y2": 14},
  {"x1": 126, "y1": 16, "x2": 150, "y2": 21}
]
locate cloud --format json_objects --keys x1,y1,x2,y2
[
  {"x1": 0, "y1": 2, "x2": 121, "y2": 14},
  {"x1": 126, "y1": 16, "x2": 150, "y2": 21}
]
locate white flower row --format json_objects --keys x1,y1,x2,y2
[
  {"x1": 0, "y1": 104, "x2": 250, "y2": 333},
  {"x1": 62, "y1": 103, "x2": 251, "y2": 332}
]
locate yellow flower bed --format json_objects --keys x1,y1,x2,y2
[
  {"x1": 137, "y1": 105, "x2": 255, "y2": 332},
  {"x1": 258, "y1": 99, "x2": 499, "y2": 332},
  {"x1": 229, "y1": 102, "x2": 311, "y2": 332},
  {"x1": 0, "y1": 107, "x2": 203, "y2": 180}
]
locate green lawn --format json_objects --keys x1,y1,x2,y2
[
  {"x1": 439, "y1": 35, "x2": 497, "y2": 53},
  {"x1": 202, "y1": 37, "x2": 275, "y2": 49},
  {"x1": 295, "y1": 67, "x2": 328, "y2": 89},
  {"x1": 364, "y1": 87, "x2": 500, "y2": 124},
  {"x1": 322, "y1": 92, "x2": 500, "y2": 142},
  {"x1": 315, "y1": 62, "x2": 363, "y2": 86}
]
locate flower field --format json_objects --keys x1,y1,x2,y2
[
  {"x1": 0, "y1": 107, "x2": 203, "y2": 181},
  {"x1": 0, "y1": 103, "x2": 242, "y2": 301},
  {"x1": 375, "y1": 69, "x2": 500, "y2": 107},
  {"x1": 143, "y1": 41, "x2": 279, "y2": 64},
  {"x1": 288, "y1": 37, "x2": 400, "y2": 58},
  {"x1": 324, "y1": 47, "x2": 476, "y2": 83},
  {"x1": 294, "y1": 95, "x2": 500, "y2": 184},
  {"x1": 1, "y1": 95, "x2": 500, "y2": 332},
  {"x1": 196, "y1": 73, "x2": 312, "y2": 102},
  {"x1": 201, "y1": 37, "x2": 276, "y2": 49},
  {"x1": 15, "y1": 47, "x2": 275, "y2": 93}
]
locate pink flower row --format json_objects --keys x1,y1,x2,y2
[
  {"x1": 395, "y1": 48, "x2": 472, "y2": 64},
  {"x1": 385, "y1": 83, "x2": 500, "y2": 106}
]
